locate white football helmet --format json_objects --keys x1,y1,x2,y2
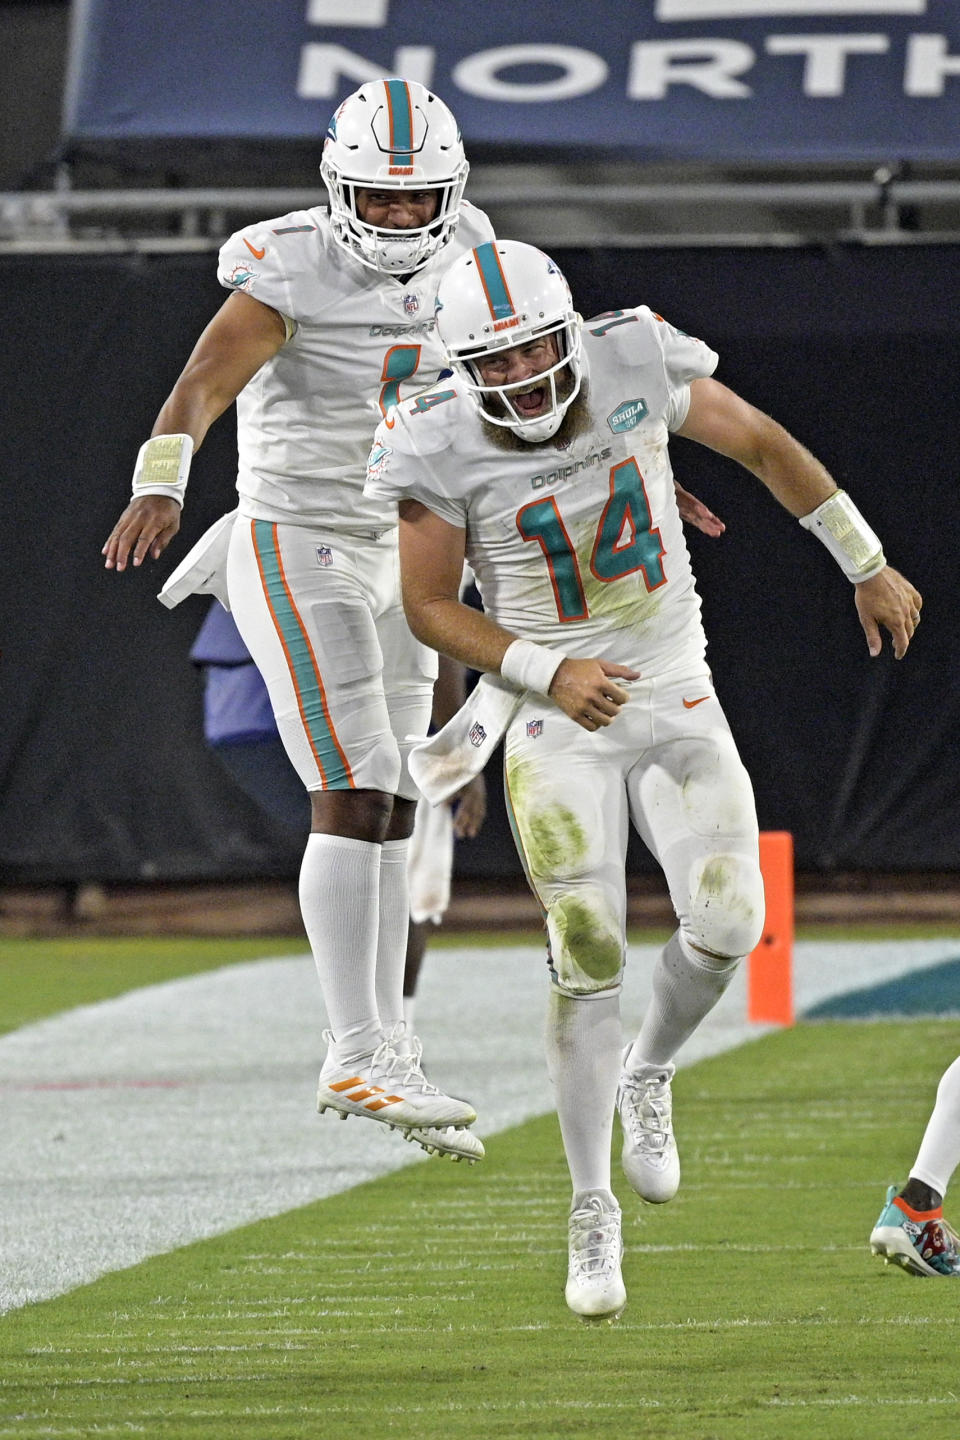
[
  {"x1": 320, "y1": 79, "x2": 469, "y2": 276},
  {"x1": 434, "y1": 241, "x2": 583, "y2": 443}
]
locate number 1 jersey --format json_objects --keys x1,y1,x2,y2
[{"x1": 217, "y1": 201, "x2": 495, "y2": 531}]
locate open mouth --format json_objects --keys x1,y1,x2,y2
[{"x1": 511, "y1": 384, "x2": 548, "y2": 417}]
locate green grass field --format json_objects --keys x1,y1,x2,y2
[{"x1": 1, "y1": 934, "x2": 959, "y2": 1439}]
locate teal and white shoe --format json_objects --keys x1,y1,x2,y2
[{"x1": 870, "y1": 1185, "x2": 960, "y2": 1277}]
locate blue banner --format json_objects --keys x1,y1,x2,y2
[{"x1": 64, "y1": 0, "x2": 960, "y2": 161}]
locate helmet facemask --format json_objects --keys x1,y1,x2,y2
[
  {"x1": 321, "y1": 79, "x2": 469, "y2": 276},
  {"x1": 453, "y1": 318, "x2": 582, "y2": 443},
  {"x1": 436, "y1": 242, "x2": 583, "y2": 443}
]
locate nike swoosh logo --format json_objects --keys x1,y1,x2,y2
[
  {"x1": 682, "y1": 696, "x2": 710, "y2": 709},
  {"x1": 243, "y1": 238, "x2": 265, "y2": 260}
]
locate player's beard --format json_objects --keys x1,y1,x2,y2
[{"x1": 478, "y1": 373, "x2": 591, "y2": 453}]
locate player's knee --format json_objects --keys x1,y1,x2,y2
[
  {"x1": 356, "y1": 732, "x2": 404, "y2": 797},
  {"x1": 546, "y1": 887, "x2": 624, "y2": 997},
  {"x1": 687, "y1": 850, "x2": 765, "y2": 958}
]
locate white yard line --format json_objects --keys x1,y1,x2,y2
[{"x1": 0, "y1": 937, "x2": 956, "y2": 1313}]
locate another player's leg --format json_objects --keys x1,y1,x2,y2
[
  {"x1": 548, "y1": 988, "x2": 627, "y2": 1320},
  {"x1": 399, "y1": 798, "x2": 485, "y2": 1162},
  {"x1": 870, "y1": 1186, "x2": 960, "y2": 1277},
  {"x1": 402, "y1": 918, "x2": 428, "y2": 1032},
  {"x1": 870, "y1": 1056, "x2": 960, "y2": 1275},
  {"x1": 623, "y1": 692, "x2": 764, "y2": 1202},
  {"x1": 402, "y1": 794, "x2": 453, "y2": 1031},
  {"x1": 228, "y1": 520, "x2": 476, "y2": 1136},
  {"x1": 506, "y1": 706, "x2": 627, "y2": 1318},
  {"x1": 308, "y1": 793, "x2": 475, "y2": 1133},
  {"x1": 373, "y1": 602, "x2": 480, "y2": 1153}
]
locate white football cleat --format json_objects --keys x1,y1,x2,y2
[
  {"x1": 618, "y1": 1052, "x2": 680, "y2": 1203},
  {"x1": 565, "y1": 1190, "x2": 626, "y2": 1321},
  {"x1": 406, "y1": 1125, "x2": 485, "y2": 1163},
  {"x1": 316, "y1": 1029, "x2": 477, "y2": 1131}
]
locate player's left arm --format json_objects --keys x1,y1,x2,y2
[{"x1": 676, "y1": 377, "x2": 922, "y2": 659}]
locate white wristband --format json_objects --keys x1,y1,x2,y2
[
  {"x1": 500, "y1": 638, "x2": 565, "y2": 696},
  {"x1": 131, "y1": 433, "x2": 194, "y2": 509},
  {"x1": 798, "y1": 489, "x2": 886, "y2": 583}
]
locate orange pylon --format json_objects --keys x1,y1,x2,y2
[{"x1": 747, "y1": 831, "x2": 795, "y2": 1025}]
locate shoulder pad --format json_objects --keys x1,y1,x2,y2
[
  {"x1": 385, "y1": 383, "x2": 466, "y2": 455},
  {"x1": 457, "y1": 201, "x2": 496, "y2": 245}
]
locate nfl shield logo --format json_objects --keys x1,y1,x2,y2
[
  {"x1": 402, "y1": 293, "x2": 420, "y2": 316},
  {"x1": 526, "y1": 718, "x2": 544, "y2": 739},
  {"x1": 316, "y1": 545, "x2": 333, "y2": 567},
  {"x1": 469, "y1": 721, "x2": 487, "y2": 747}
]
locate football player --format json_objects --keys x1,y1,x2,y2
[
  {"x1": 871, "y1": 1056, "x2": 960, "y2": 1276},
  {"x1": 102, "y1": 80, "x2": 492, "y2": 1159},
  {"x1": 364, "y1": 239, "x2": 922, "y2": 1318},
  {"x1": 190, "y1": 599, "x2": 487, "y2": 1163}
]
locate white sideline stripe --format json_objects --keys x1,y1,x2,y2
[{"x1": 0, "y1": 937, "x2": 955, "y2": 1314}]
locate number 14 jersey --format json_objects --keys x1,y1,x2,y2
[{"x1": 365, "y1": 306, "x2": 719, "y2": 678}]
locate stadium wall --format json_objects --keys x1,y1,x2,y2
[{"x1": 1, "y1": 244, "x2": 956, "y2": 885}]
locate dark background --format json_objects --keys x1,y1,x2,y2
[
  {"x1": 1, "y1": 2, "x2": 955, "y2": 889},
  {"x1": 0, "y1": 1, "x2": 69, "y2": 190},
  {"x1": 1, "y1": 243, "x2": 954, "y2": 886}
]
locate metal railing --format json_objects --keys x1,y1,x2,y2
[{"x1": 3, "y1": 175, "x2": 960, "y2": 251}]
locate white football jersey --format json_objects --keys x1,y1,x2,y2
[
  {"x1": 365, "y1": 307, "x2": 719, "y2": 677},
  {"x1": 217, "y1": 201, "x2": 495, "y2": 531}
]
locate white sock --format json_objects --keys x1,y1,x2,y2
[
  {"x1": 545, "y1": 988, "x2": 622, "y2": 1197},
  {"x1": 911, "y1": 1056, "x2": 960, "y2": 1198},
  {"x1": 375, "y1": 837, "x2": 411, "y2": 1035},
  {"x1": 299, "y1": 833, "x2": 382, "y2": 1059},
  {"x1": 632, "y1": 929, "x2": 741, "y2": 1068},
  {"x1": 572, "y1": 1187, "x2": 619, "y2": 1211}
]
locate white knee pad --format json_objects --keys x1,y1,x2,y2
[
  {"x1": 686, "y1": 849, "x2": 765, "y2": 959},
  {"x1": 546, "y1": 885, "x2": 625, "y2": 998}
]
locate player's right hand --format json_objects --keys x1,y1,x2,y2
[
  {"x1": 102, "y1": 495, "x2": 181, "y2": 572},
  {"x1": 451, "y1": 772, "x2": 487, "y2": 838},
  {"x1": 853, "y1": 565, "x2": 922, "y2": 660},
  {"x1": 548, "y1": 658, "x2": 640, "y2": 731}
]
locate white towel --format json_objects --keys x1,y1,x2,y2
[
  {"x1": 409, "y1": 673, "x2": 522, "y2": 804},
  {"x1": 157, "y1": 508, "x2": 238, "y2": 612},
  {"x1": 407, "y1": 795, "x2": 454, "y2": 925}
]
